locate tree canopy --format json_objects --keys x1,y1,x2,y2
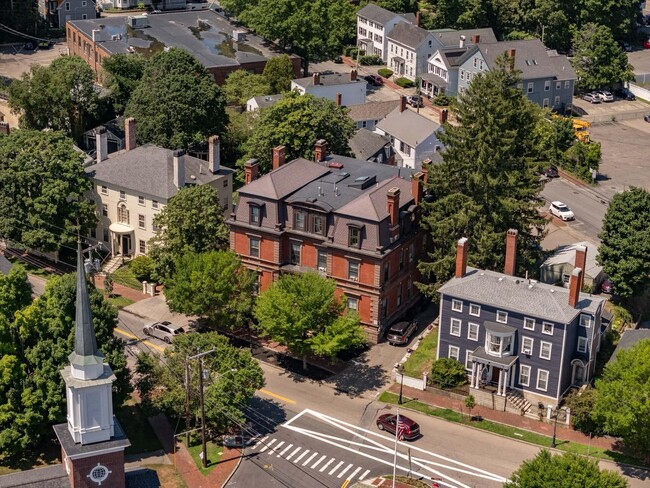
[
  {"x1": 124, "y1": 48, "x2": 228, "y2": 150},
  {"x1": 508, "y1": 449, "x2": 628, "y2": 487},
  {"x1": 253, "y1": 272, "x2": 366, "y2": 369},
  {"x1": 102, "y1": 53, "x2": 147, "y2": 114},
  {"x1": 238, "y1": 91, "x2": 355, "y2": 177},
  {"x1": 8, "y1": 56, "x2": 98, "y2": 140},
  {"x1": 597, "y1": 187, "x2": 650, "y2": 299},
  {"x1": 418, "y1": 55, "x2": 546, "y2": 293},
  {"x1": 223, "y1": 70, "x2": 271, "y2": 107},
  {"x1": 593, "y1": 339, "x2": 650, "y2": 462},
  {"x1": 0, "y1": 129, "x2": 97, "y2": 252},
  {"x1": 0, "y1": 272, "x2": 130, "y2": 459},
  {"x1": 136, "y1": 332, "x2": 264, "y2": 436},
  {"x1": 262, "y1": 54, "x2": 295, "y2": 93}
]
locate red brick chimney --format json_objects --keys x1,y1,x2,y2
[
  {"x1": 574, "y1": 245, "x2": 587, "y2": 292},
  {"x1": 125, "y1": 117, "x2": 136, "y2": 151},
  {"x1": 336, "y1": 92, "x2": 342, "y2": 106},
  {"x1": 350, "y1": 69, "x2": 357, "y2": 82},
  {"x1": 272, "y1": 145, "x2": 286, "y2": 170},
  {"x1": 0, "y1": 122, "x2": 9, "y2": 136},
  {"x1": 314, "y1": 139, "x2": 327, "y2": 162},
  {"x1": 439, "y1": 109, "x2": 448, "y2": 124},
  {"x1": 411, "y1": 172, "x2": 424, "y2": 206},
  {"x1": 244, "y1": 158, "x2": 259, "y2": 185},
  {"x1": 416, "y1": 11, "x2": 421, "y2": 27},
  {"x1": 312, "y1": 72, "x2": 320, "y2": 85},
  {"x1": 568, "y1": 268, "x2": 583, "y2": 308},
  {"x1": 508, "y1": 48, "x2": 516, "y2": 71},
  {"x1": 504, "y1": 229, "x2": 518, "y2": 276},
  {"x1": 387, "y1": 187, "x2": 400, "y2": 227},
  {"x1": 400, "y1": 95, "x2": 407, "y2": 112},
  {"x1": 472, "y1": 34, "x2": 480, "y2": 44},
  {"x1": 455, "y1": 237, "x2": 469, "y2": 278},
  {"x1": 208, "y1": 135, "x2": 220, "y2": 173}
]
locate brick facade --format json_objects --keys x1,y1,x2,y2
[{"x1": 63, "y1": 447, "x2": 126, "y2": 488}]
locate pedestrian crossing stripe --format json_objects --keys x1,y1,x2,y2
[{"x1": 328, "y1": 460, "x2": 344, "y2": 475}]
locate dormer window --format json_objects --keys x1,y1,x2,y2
[
  {"x1": 348, "y1": 224, "x2": 363, "y2": 248},
  {"x1": 250, "y1": 206, "x2": 261, "y2": 225},
  {"x1": 295, "y1": 210, "x2": 306, "y2": 231},
  {"x1": 313, "y1": 215, "x2": 325, "y2": 235}
]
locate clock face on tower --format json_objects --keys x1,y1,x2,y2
[{"x1": 87, "y1": 463, "x2": 111, "y2": 485}]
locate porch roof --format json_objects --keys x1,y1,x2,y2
[
  {"x1": 420, "y1": 72, "x2": 448, "y2": 88},
  {"x1": 471, "y1": 347, "x2": 519, "y2": 368},
  {"x1": 109, "y1": 222, "x2": 133, "y2": 234},
  {"x1": 391, "y1": 56, "x2": 405, "y2": 63}
]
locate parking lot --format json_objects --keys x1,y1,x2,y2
[
  {"x1": 0, "y1": 41, "x2": 67, "y2": 80},
  {"x1": 571, "y1": 95, "x2": 649, "y2": 122}
]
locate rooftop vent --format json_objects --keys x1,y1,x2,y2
[
  {"x1": 348, "y1": 174, "x2": 376, "y2": 190},
  {"x1": 327, "y1": 161, "x2": 344, "y2": 169},
  {"x1": 127, "y1": 14, "x2": 149, "y2": 29},
  {"x1": 338, "y1": 171, "x2": 350, "y2": 177}
]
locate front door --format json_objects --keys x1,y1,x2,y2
[
  {"x1": 491, "y1": 366, "x2": 500, "y2": 383},
  {"x1": 122, "y1": 235, "x2": 131, "y2": 256}
]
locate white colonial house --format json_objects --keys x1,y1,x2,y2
[
  {"x1": 356, "y1": 3, "x2": 415, "y2": 62},
  {"x1": 387, "y1": 22, "x2": 437, "y2": 81},
  {"x1": 291, "y1": 71, "x2": 367, "y2": 107}
]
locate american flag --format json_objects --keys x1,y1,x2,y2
[{"x1": 396, "y1": 417, "x2": 409, "y2": 440}]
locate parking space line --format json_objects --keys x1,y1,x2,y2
[
  {"x1": 337, "y1": 463, "x2": 354, "y2": 479},
  {"x1": 286, "y1": 446, "x2": 302, "y2": 461},
  {"x1": 278, "y1": 443, "x2": 293, "y2": 457},
  {"x1": 311, "y1": 454, "x2": 327, "y2": 469},
  {"x1": 319, "y1": 457, "x2": 335, "y2": 472},
  {"x1": 303, "y1": 452, "x2": 318, "y2": 466},
  {"x1": 328, "y1": 460, "x2": 344, "y2": 475}
]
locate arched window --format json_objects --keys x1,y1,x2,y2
[{"x1": 117, "y1": 203, "x2": 129, "y2": 224}]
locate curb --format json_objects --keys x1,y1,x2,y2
[
  {"x1": 119, "y1": 307, "x2": 148, "y2": 320},
  {"x1": 220, "y1": 453, "x2": 243, "y2": 488},
  {"x1": 557, "y1": 169, "x2": 611, "y2": 204}
]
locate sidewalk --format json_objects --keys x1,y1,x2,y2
[
  {"x1": 388, "y1": 383, "x2": 616, "y2": 451},
  {"x1": 95, "y1": 274, "x2": 150, "y2": 303}
]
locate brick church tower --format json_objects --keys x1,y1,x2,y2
[{"x1": 53, "y1": 243, "x2": 130, "y2": 487}]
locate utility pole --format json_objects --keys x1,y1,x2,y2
[
  {"x1": 184, "y1": 359, "x2": 191, "y2": 446},
  {"x1": 186, "y1": 348, "x2": 215, "y2": 469}
]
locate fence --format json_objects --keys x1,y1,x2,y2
[
  {"x1": 627, "y1": 81, "x2": 650, "y2": 102},
  {"x1": 634, "y1": 72, "x2": 650, "y2": 84}
]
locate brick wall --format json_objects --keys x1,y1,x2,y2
[{"x1": 66, "y1": 448, "x2": 125, "y2": 488}]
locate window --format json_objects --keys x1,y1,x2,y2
[
  {"x1": 460, "y1": 69, "x2": 465, "y2": 81},
  {"x1": 448, "y1": 345, "x2": 460, "y2": 361},
  {"x1": 579, "y1": 314, "x2": 592, "y2": 328},
  {"x1": 408, "y1": 244, "x2": 414, "y2": 263},
  {"x1": 467, "y1": 322, "x2": 479, "y2": 341},
  {"x1": 536, "y1": 369, "x2": 549, "y2": 391},
  {"x1": 100, "y1": 185, "x2": 108, "y2": 195},
  {"x1": 523, "y1": 317, "x2": 535, "y2": 330},
  {"x1": 290, "y1": 242, "x2": 301, "y2": 265},
  {"x1": 249, "y1": 237, "x2": 260, "y2": 257},
  {"x1": 82, "y1": 14, "x2": 87, "y2": 19},
  {"x1": 65, "y1": 2, "x2": 70, "y2": 10},
  {"x1": 102, "y1": 204, "x2": 108, "y2": 216},
  {"x1": 543, "y1": 98, "x2": 549, "y2": 108},
  {"x1": 544, "y1": 80, "x2": 550, "y2": 91},
  {"x1": 223, "y1": 179, "x2": 228, "y2": 188},
  {"x1": 577, "y1": 336, "x2": 588, "y2": 353},
  {"x1": 152, "y1": 200, "x2": 159, "y2": 209},
  {"x1": 519, "y1": 365, "x2": 531, "y2": 387},
  {"x1": 139, "y1": 240, "x2": 146, "y2": 254},
  {"x1": 564, "y1": 80, "x2": 570, "y2": 89},
  {"x1": 556, "y1": 81, "x2": 561, "y2": 90},
  {"x1": 554, "y1": 96, "x2": 560, "y2": 106},
  {"x1": 347, "y1": 297, "x2": 358, "y2": 311},
  {"x1": 348, "y1": 260, "x2": 359, "y2": 281},
  {"x1": 496, "y1": 310, "x2": 508, "y2": 323},
  {"x1": 250, "y1": 205, "x2": 261, "y2": 225},
  {"x1": 450, "y1": 318, "x2": 461, "y2": 337},
  {"x1": 540, "y1": 341, "x2": 552, "y2": 360},
  {"x1": 90, "y1": 227, "x2": 96, "y2": 238},
  {"x1": 469, "y1": 304, "x2": 480, "y2": 317},
  {"x1": 451, "y1": 299, "x2": 463, "y2": 312},
  {"x1": 138, "y1": 195, "x2": 145, "y2": 206},
  {"x1": 517, "y1": 82, "x2": 523, "y2": 90},
  {"x1": 465, "y1": 350, "x2": 472, "y2": 370},
  {"x1": 138, "y1": 214, "x2": 145, "y2": 230},
  {"x1": 485, "y1": 332, "x2": 513, "y2": 356},
  {"x1": 348, "y1": 227, "x2": 360, "y2": 247},
  {"x1": 407, "y1": 277, "x2": 413, "y2": 297},
  {"x1": 383, "y1": 262, "x2": 390, "y2": 283},
  {"x1": 119, "y1": 190, "x2": 126, "y2": 200},
  {"x1": 542, "y1": 322, "x2": 554, "y2": 335},
  {"x1": 473, "y1": 58, "x2": 478, "y2": 68},
  {"x1": 313, "y1": 215, "x2": 325, "y2": 235},
  {"x1": 103, "y1": 229, "x2": 109, "y2": 242},
  {"x1": 317, "y1": 249, "x2": 327, "y2": 271},
  {"x1": 295, "y1": 210, "x2": 306, "y2": 231},
  {"x1": 527, "y1": 82, "x2": 534, "y2": 93},
  {"x1": 521, "y1": 336, "x2": 534, "y2": 355},
  {"x1": 81, "y1": 0, "x2": 87, "y2": 5},
  {"x1": 117, "y1": 204, "x2": 129, "y2": 224}
]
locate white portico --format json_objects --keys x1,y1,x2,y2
[{"x1": 469, "y1": 321, "x2": 519, "y2": 397}]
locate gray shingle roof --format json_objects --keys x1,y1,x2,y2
[
  {"x1": 387, "y1": 22, "x2": 432, "y2": 49},
  {"x1": 0, "y1": 254, "x2": 12, "y2": 275},
  {"x1": 609, "y1": 330, "x2": 650, "y2": 362},
  {"x1": 439, "y1": 267, "x2": 604, "y2": 323},
  {"x1": 357, "y1": 3, "x2": 413, "y2": 25},
  {"x1": 86, "y1": 144, "x2": 231, "y2": 200},
  {"x1": 348, "y1": 129, "x2": 392, "y2": 161},
  {"x1": 541, "y1": 241, "x2": 602, "y2": 279},
  {"x1": 376, "y1": 106, "x2": 441, "y2": 148},
  {"x1": 241, "y1": 158, "x2": 331, "y2": 200},
  {"x1": 249, "y1": 94, "x2": 284, "y2": 109},
  {"x1": 292, "y1": 72, "x2": 365, "y2": 89},
  {"x1": 430, "y1": 28, "x2": 497, "y2": 47},
  {"x1": 347, "y1": 100, "x2": 400, "y2": 122},
  {"x1": 430, "y1": 46, "x2": 473, "y2": 68}
]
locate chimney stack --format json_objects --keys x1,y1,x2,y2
[
  {"x1": 0, "y1": 122, "x2": 9, "y2": 136},
  {"x1": 208, "y1": 135, "x2": 220, "y2": 173},
  {"x1": 568, "y1": 268, "x2": 583, "y2": 308},
  {"x1": 508, "y1": 48, "x2": 516, "y2": 71},
  {"x1": 314, "y1": 139, "x2": 327, "y2": 162},
  {"x1": 411, "y1": 172, "x2": 424, "y2": 206},
  {"x1": 350, "y1": 69, "x2": 357, "y2": 82},
  {"x1": 416, "y1": 11, "x2": 421, "y2": 27},
  {"x1": 387, "y1": 187, "x2": 400, "y2": 227},
  {"x1": 455, "y1": 237, "x2": 469, "y2": 278},
  {"x1": 272, "y1": 145, "x2": 286, "y2": 170},
  {"x1": 504, "y1": 229, "x2": 518, "y2": 276},
  {"x1": 244, "y1": 159, "x2": 259, "y2": 185},
  {"x1": 125, "y1": 117, "x2": 136, "y2": 151},
  {"x1": 439, "y1": 109, "x2": 448, "y2": 124},
  {"x1": 96, "y1": 126, "x2": 108, "y2": 163},
  {"x1": 459, "y1": 35, "x2": 466, "y2": 48},
  {"x1": 472, "y1": 34, "x2": 480, "y2": 44},
  {"x1": 421, "y1": 158, "x2": 431, "y2": 184},
  {"x1": 574, "y1": 245, "x2": 587, "y2": 292},
  {"x1": 335, "y1": 92, "x2": 342, "y2": 106},
  {"x1": 172, "y1": 149, "x2": 185, "y2": 189},
  {"x1": 313, "y1": 72, "x2": 320, "y2": 85},
  {"x1": 400, "y1": 95, "x2": 407, "y2": 112}
]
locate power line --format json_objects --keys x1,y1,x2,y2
[{"x1": 0, "y1": 23, "x2": 51, "y2": 43}]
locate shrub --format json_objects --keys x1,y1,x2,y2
[
  {"x1": 359, "y1": 55, "x2": 383, "y2": 66},
  {"x1": 129, "y1": 255, "x2": 155, "y2": 282},
  {"x1": 394, "y1": 77, "x2": 414, "y2": 88},
  {"x1": 378, "y1": 68, "x2": 393, "y2": 78},
  {"x1": 611, "y1": 305, "x2": 633, "y2": 331},
  {"x1": 342, "y1": 46, "x2": 357, "y2": 56},
  {"x1": 564, "y1": 386, "x2": 605, "y2": 435},
  {"x1": 429, "y1": 358, "x2": 467, "y2": 389},
  {"x1": 432, "y1": 93, "x2": 451, "y2": 106}
]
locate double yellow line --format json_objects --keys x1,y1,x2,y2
[
  {"x1": 114, "y1": 327, "x2": 165, "y2": 352},
  {"x1": 341, "y1": 479, "x2": 351, "y2": 488}
]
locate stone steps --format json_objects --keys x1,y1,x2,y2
[
  {"x1": 102, "y1": 256, "x2": 125, "y2": 275},
  {"x1": 506, "y1": 390, "x2": 532, "y2": 415}
]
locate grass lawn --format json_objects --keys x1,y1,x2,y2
[
  {"x1": 147, "y1": 464, "x2": 188, "y2": 488},
  {"x1": 402, "y1": 327, "x2": 438, "y2": 378},
  {"x1": 116, "y1": 398, "x2": 163, "y2": 455},
  {"x1": 378, "y1": 392, "x2": 645, "y2": 467},
  {"x1": 111, "y1": 265, "x2": 142, "y2": 290},
  {"x1": 187, "y1": 440, "x2": 223, "y2": 475},
  {"x1": 107, "y1": 295, "x2": 135, "y2": 309}
]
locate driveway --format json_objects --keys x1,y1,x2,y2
[
  {"x1": 572, "y1": 96, "x2": 648, "y2": 123},
  {"x1": 0, "y1": 41, "x2": 67, "y2": 80}
]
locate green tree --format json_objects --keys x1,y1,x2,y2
[
  {"x1": 128, "y1": 256, "x2": 154, "y2": 282},
  {"x1": 465, "y1": 394, "x2": 476, "y2": 419},
  {"x1": 597, "y1": 187, "x2": 650, "y2": 299},
  {"x1": 135, "y1": 332, "x2": 264, "y2": 436},
  {"x1": 418, "y1": 55, "x2": 546, "y2": 293},
  {"x1": 0, "y1": 265, "x2": 32, "y2": 324},
  {"x1": 429, "y1": 358, "x2": 467, "y2": 389},
  {"x1": 564, "y1": 140, "x2": 601, "y2": 181},
  {"x1": 253, "y1": 272, "x2": 366, "y2": 369},
  {"x1": 262, "y1": 54, "x2": 295, "y2": 93},
  {"x1": 222, "y1": 109, "x2": 260, "y2": 166},
  {"x1": 373, "y1": 0, "x2": 418, "y2": 13},
  {"x1": 223, "y1": 70, "x2": 271, "y2": 106},
  {"x1": 508, "y1": 450, "x2": 628, "y2": 487},
  {"x1": 165, "y1": 251, "x2": 256, "y2": 329},
  {"x1": 8, "y1": 56, "x2": 98, "y2": 139},
  {"x1": 580, "y1": 0, "x2": 640, "y2": 41},
  {"x1": 124, "y1": 48, "x2": 228, "y2": 150},
  {"x1": 593, "y1": 339, "x2": 650, "y2": 462},
  {"x1": 571, "y1": 23, "x2": 634, "y2": 91},
  {"x1": 534, "y1": 113, "x2": 575, "y2": 167},
  {"x1": 238, "y1": 91, "x2": 355, "y2": 176},
  {"x1": 102, "y1": 53, "x2": 147, "y2": 114},
  {"x1": 0, "y1": 130, "x2": 97, "y2": 253},
  {"x1": 148, "y1": 185, "x2": 229, "y2": 282},
  {"x1": 564, "y1": 386, "x2": 603, "y2": 435}
]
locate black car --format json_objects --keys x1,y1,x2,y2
[
  {"x1": 614, "y1": 87, "x2": 636, "y2": 101},
  {"x1": 386, "y1": 320, "x2": 417, "y2": 345},
  {"x1": 364, "y1": 74, "x2": 383, "y2": 86},
  {"x1": 545, "y1": 165, "x2": 559, "y2": 178},
  {"x1": 334, "y1": 55, "x2": 343, "y2": 64},
  {"x1": 645, "y1": 115, "x2": 650, "y2": 123}
]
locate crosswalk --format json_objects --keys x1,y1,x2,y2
[{"x1": 250, "y1": 436, "x2": 371, "y2": 483}]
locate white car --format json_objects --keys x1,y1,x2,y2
[
  {"x1": 549, "y1": 201, "x2": 575, "y2": 221},
  {"x1": 594, "y1": 90, "x2": 614, "y2": 102}
]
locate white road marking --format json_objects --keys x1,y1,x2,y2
[
  {"x1": 319, "y1": 457, "x2": 335, "y2": 472},
  {"x1": 337, "y1": 463, "x2": 353, "y2": 478},
  {"x1": 303, "y1": 452, "x2": 318, "y2": 466},
  {"x1": 269, "y1": 441, "x2": 284, "y2": 454},
  {"x1": 278, "y1": 443, "x2": 293, "y2": 457},
  {"x1": 347, "y1": 466, "x2": 362, "y2": 480},
  {"x1": 294, "y1": 449, "x2": 310, "y2": 464},
  {"x1": 254, "y1": 435, "x2": 268, "y2": 448},
  {"x1": 286, "y1": 446, "x2": 301, "y2": 460},
  {"x1": 311, "y1": 454, "x2": 327, "y2": 469},
  {"x1": 328, "y1": 460, "x2": 344, "y2": 475},
  {"x1": 258, "y1": 438, "x2": 275, "y2": 453},
  {"x1": 358, "y1": 469, "x2": 371, "y2": 480}
]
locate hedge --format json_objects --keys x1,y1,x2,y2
[
  {"x1": 433, "y1": 93, "x2": 451, "y2": 106},
  {"x1": 378, "y1": 68, "x2": 393, "y2": 78},
  {"x1": 359, "y1": 54, "x2": 383, "y2": 66},
  {"x1": 394, "y1": 77, "x2": 415, "y2": 88}
]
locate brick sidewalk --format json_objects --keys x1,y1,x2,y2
[
  {"x1": 95, "y1": 274, "x2": 150, "y2": 303},
  {"x1": 388, "y1": 383, "x2": 616, "y2": 450}
]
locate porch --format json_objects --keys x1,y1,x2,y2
[{"x1": 420, "y1": 72, "x2": 448, "y2": 98}]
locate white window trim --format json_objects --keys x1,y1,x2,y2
[
  {"x1": 536, "y1": 369, "x2": 549, "y2": 391},
  {"x1": 540, "y1": 341, "x2": 552, "y2": 360},
  {"x1": 579, "y1": 314, "x2": 592, "y2": 328},
  {"x1": 496, "y1": 310, "x2": 508, "y2": 323},
  {"x1": 451, "y1": 299, "x2": 463, "y2": 312},
  {"x1": 542, "y1": 322, "x2": 554, "y2": 335},
  {"x1": 523, "y1": 317, "x2": 535, "y2": 331},
  {"x1": 469, "y1": 303, "x2": 481, "y2": 317},
  {"x1": 448, "y1": 345, "x2": 460, "y2": 361},
  {"x1": 577, "y1": 336, "x2": 588, "y2": 353},
  {"x1": 450, "y1": 318, "x2": 461, "y2": 337},
  {"x1": 100, "y1": 185, "x2": 108, "y2": 195},
  {"x1": 467, "y1": 322, "x2": 479, "y2": 341},
  {"x1": 465, "y1": 350, "x2": 472, "y2": 370},
  {"x1": 521, "y1": 336, "x2": 534, "y2": 355},
  {"x1": 519, "y1": 365, "x2": 531, "y2": 387}
]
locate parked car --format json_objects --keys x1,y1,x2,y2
[
  {"x1": 644, "y1": 38, "x2": 650, "y2": 49},
  {"x1": 143, "y1": 321, "x2": 185, "y2": 343},
  {"x1": 601, "y1": 279, "x2": 614, "y2": 294},
  {"x1": 644, "y1": 115, "x2": 650, "y2": 123},
  {"x1": 545, "y1": 165, "x2": 559, "y2": 178},
  {"x1": 364, "y1": 74, "x2": 383, "y2": 86},
  {"x1": 376, "y1": 414, "x2": 420, "y2": 440},
  {"x1": 333, "y1": 55, "x2": 343, "y2": 64},
  {"x1": 549, "y1": 201, "x2": 575, "y2": 221},
  {"x1": 23, "y1": 41, "x2": 36, "y2": 51},
  {"x1": 406, "y1": 95, "x2": 424, "y2": 107},
  {"x1": 222, "y1": 434, "x2": 256, "y2": 448},
  {"x1": 594, "y1": 90, "x2": 614, "y2": 102},
  {"x1": 386, "y1": 321, "x2": 417, "y2": 345},
  {"x1": 614, "y1": 87, "x2": 636, "y2": 100},
  {"x1": 582, "y1": 92, "x2": 601, "y2": 103}
]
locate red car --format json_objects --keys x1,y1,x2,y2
[
  {"x1": 376, "y1": 414, "x2": 420, "y2": 440},
  {"x1": 364, "y1": 74, "x2": 384, "y2": 86},
  {"x1": 644, "y1": 39, "x2": 650, "y2": 49}
]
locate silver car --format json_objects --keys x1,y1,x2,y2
[
  {"x1": 582, "y1": 92, "x2": 601, "y2": 104},
  {"x1": 386, "y1": 321, "x2": 418, "y2": 345},
  {"x1": 143, "y1": 321, "x2": 185, "y2": 343},
  {"x1": 594, "y1": 90, "x2": 613, "y2": 102}
]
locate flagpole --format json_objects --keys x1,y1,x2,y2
[{"x1": 392, "y1": 408, "x2": 399, "y2": 488}]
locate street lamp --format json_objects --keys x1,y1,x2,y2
[
  {"x1": 396, "y1": 363, "x2": 405, "y2": 405},
  {"x1": 550, "y1": 406, "x2": 560, "y2": 448}
]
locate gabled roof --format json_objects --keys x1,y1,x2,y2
[
  {"x1": 348, "y1": 128, "x2": 392, "y2": 161},
  {"x1": 347, "y1": 100, "x2": 400, "y2": 122},
  {"x1": 542, "y1": 241, "x2": 603, "y2": 279},
  {"x1": 376, "y1": 106, "x2": 441, "y2": 148},
  {"x1": 429, "y1": 28, "x2": 497, "y2": 47},
  {"x1": 428, "y1": 46, "x2": 472, "y2": 68},
  {"x1": 292, "y1": 72, "x2": 365, "y2": 89},
  {"x1": 439, "y1": 267, "x2": 604, "y2": 323},
  {"x1": 357, "y1": 3, "x2": 414, "y2": 25},
  {"x1": 387, "y1": 22, "x2": 432, "y2": 49}
]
